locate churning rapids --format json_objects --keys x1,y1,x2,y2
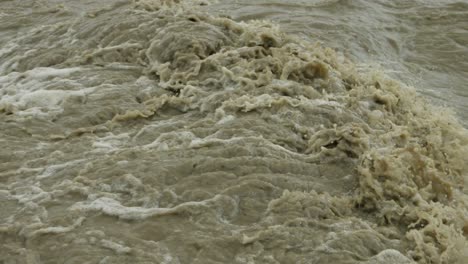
[{"x1": 0, "y1": 0, "x2": 467, "y2": 263}]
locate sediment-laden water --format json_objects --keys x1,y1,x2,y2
[{"x1": 0, "y1": 0, "x2": 467, "y2": 263}]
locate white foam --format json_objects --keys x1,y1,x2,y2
[
  {"x1": 11, "y1": 185, "x2": 51, "y2": 204},
  {"x1": 27, "y1": 217, "x2": 85, "y2": 238},
  {"x1": 365, "y1": 249, "x2": 414, "y2": 264},
  {"x1": 69, "y1": 195, "x2": 220, "y2": 220},
  {"x1": 37, "y1": 159, "x2": 87, "y2": 179},
  {"x1": 18, "y1": 89, "x2": 84, "y2": 108},
  {"x1": 70, "y1": 197, "x2": 174, "y2": 220},
  {"x1": 24, "y1": 67, "x2": 81, "y2": 79},
  {"x1": 101, "y1": 239, "x2": 132, "y2": 254},
  {"x1": 92, "y1": 133, "x2": 130, "y2": 153},
  {"x1": 143, "y1": 131, "x2": 198, "y2": 150},
  {"x1": 0, "y1": 67, "x2": 95, "y2": 117},
  {"x1": 216, "y1": 114, "x2": 235, "y2": 125}
]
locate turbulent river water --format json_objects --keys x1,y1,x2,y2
[{"x1": 0, "y1": 0, "x2": 467, "y2": 263}]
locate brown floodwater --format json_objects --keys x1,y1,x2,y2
[{"x1": 0, "y1": 0, "x2": 467, "y2": 263}]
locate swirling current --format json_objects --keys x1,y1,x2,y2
[{"x1": 0, "y1": 0, "x2": 467, "y2": 263}]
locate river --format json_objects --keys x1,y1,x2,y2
[{"x1": 1, "y1": 0, "x2": 467, "y2": 263}]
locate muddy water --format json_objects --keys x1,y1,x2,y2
[
  {"x1": 0, "y1": 0, "x2": 467, "y2": 263},
  {"x1": 208, "y1": 0, "x2": 468, "y2": 125}
]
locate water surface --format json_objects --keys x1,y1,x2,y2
[{"x1": 0, "y1": 0, "x2": 467, "y2": 263}]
